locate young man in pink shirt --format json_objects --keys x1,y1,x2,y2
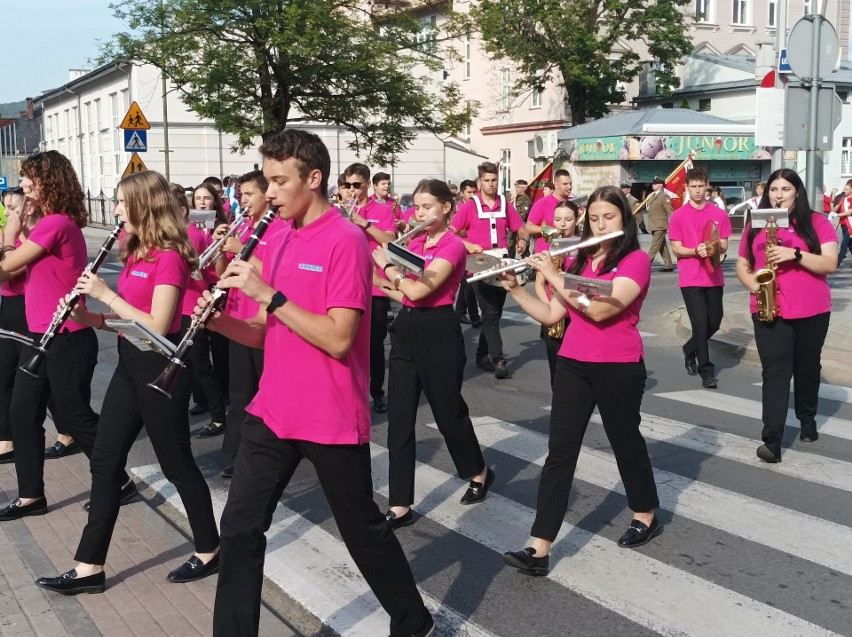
[
  {"x1": 451, "y1": 162, "x2": 529, "y2": 379},
  {"x1": 525, "y1": 169, "x2": 574, "y2": 254},
  {"x1": 204, "y1": 130, "x2": 434, "y2": 637},
  {"x1": 668, "y1": 168, "x2": 732, "y2": 389},
  {"x1": 344, "y1": 163, "x2": 397, "y2": 414}
]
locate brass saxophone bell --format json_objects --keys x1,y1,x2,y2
[{"x1": 541, "y1": 223, "x2": 559, "y2": 244}]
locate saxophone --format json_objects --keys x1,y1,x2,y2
[
  {"x1": 754, "y1": 207, "x2": 781, "y2": 322},
  {"x1": 542, "y1": 224, "x2": 567, "y2": 339}
]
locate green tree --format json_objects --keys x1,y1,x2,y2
[
  {"x1": 469, "y1": 0, "x2": 693, "y2": 125},
  {"x1": 102, "y1": 0, "x2": 471, "y2": 165}
]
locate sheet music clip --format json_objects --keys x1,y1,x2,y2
[
  {"x1": 385, "y1": 243, "x2": 426, "y2": 275},
  {"x1": 188, "y1": 209, "x2": 217, "y2": 229},
  {"x1": 563, "y1": 273, "x2": 614, "y2": 298},
  {"x1": 0, "y1": 328, "x2": 34, "y2": 346},
  {"x1": 105, "y1": 320, "x2": 177, "y2": 357},
  {"x1": 550, "y1": 237, "x2": 581, "y2": 252},
  {"x1": 749, "y1": 208, "x2": 790, "y2": 229}
]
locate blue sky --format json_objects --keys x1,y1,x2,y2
[{"x1": 2, "y1": 0, "x2": 124, "y2": 101}]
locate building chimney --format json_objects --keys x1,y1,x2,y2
[{"x1": 26, "y1": 97, "x2": 34, "y2": 120}]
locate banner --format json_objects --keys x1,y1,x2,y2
[
  {"x1": 664, "y1": 153, "x2": 694, "y2": 209},
  {"x1": 527, "y1": 161, "x2": 554, "y2": 205}
]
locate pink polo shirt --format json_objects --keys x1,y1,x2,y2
[
  {"x1": 357, "y1": 199, "x2": 396, "y2": 297},
  {"x1": 738, "y1": 213, "x2": 836, "y2": 319},
  {"x1": 402, "y1": 207, "x2": 416, "y2": 224},
  {"x1": 402, "y1": 231, "x2": 467, "y2": 308},
  {"x1": 181, "y1": 224, "x2": 216, "y2": 317},
  {"x1": 527, "y1": 194, "x2": 565, "y2": 253},
  {"x1": 559, "y1": 249, "x2": 651, "y2": 363},
  {"x1": 1, "y1": 239, "x2": 26, "y2": 297},
  {"x1": 25, "y1": 213, "x2": 89, "y2": 333},
  {"x1": 451, "y1": 196, "x2": 523, "y2": 251},
  {"x1": 118, "y1": 248, "x2": 188, "y2": 334},
  {"x1": 668, "y1": 202, "x2": 732, "y2": 288},
  {"x1": 246, "y1": 208, "x2": 372, "y2": 444}
]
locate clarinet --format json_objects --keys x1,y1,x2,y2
[
  {"x1": 20, "y1": 220, "x2": 124, "y2": 377},
  {"x1": 148, "y1": 208, "x2": 277, "y2": 398}
]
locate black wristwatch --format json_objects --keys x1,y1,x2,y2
[
  {"x1": 266, "y1": 291, "x2": 287, "y2": 314},
  {"x1": 794, "y1": 247, "x2": 802, "y2": 262}
]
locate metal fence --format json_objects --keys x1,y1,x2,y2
[{"x1": 85, "y1": 190, "x2": 115, "y2": 227}]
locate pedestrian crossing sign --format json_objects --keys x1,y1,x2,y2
[
  {"x1": 121, "y1": 152, "x2": 148, "y2": 178},
  {"x1": 124, "y1": 130, "x2": 148, "y2": 152},
  {"x1": 119, "y1": 101, "x2": 151, "y2": 130}
]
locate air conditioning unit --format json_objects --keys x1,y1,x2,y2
[{"x1": 533, "y1": 131, "x2": 558, "y2": 157}]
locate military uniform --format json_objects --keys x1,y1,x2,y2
[{"x1": 646, "y1": 189, "x2": 674, "y2": 269}]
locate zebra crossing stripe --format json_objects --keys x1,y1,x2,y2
[
  {"x1": 752, "y1": 382, "x2": 852, "y2": 404},
  {"x1": 130, "y1": 464, "x2": 496, "y2": 637},
  {"x1": 437, "y1": 417, "x2": 852, "y2": 576},
  {"x1": 368, "y1": 448, "x2": 839, "y2": 637},
  {"x1": 655, "y1": 390, "x2": 852, "y2": 443}
]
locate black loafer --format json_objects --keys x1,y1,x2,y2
[
  {"x1": 0, "y1": 496, "x2": 48, "y2": 521},
  {"x1": 476, "y1": 358, "x2": 495, "y2": 372},
  {"x1": 36, "y1": 569, "x2": 105, "y2": 595},
  {"x1": 82, "y1": 480, "x2": 139, "y2": 511},
  {"x1": 682, "y1": 345, "x2": 698, "y2": 376},
  {"x1": 188, "y1": 403, "x2": 209, "y2": 416},
  {"x1": 458, "y1": 315, "x2": 471, "y2": 325},
  {"x1": 393, "y1": 613, "x2": 435, "y2": 637},
  {"x1": 373, "y1": 397, "x2": 387, "y2": 414},
  {"x1": 44, "y1": 440, "x2": 81, "y2": 459},
  {"x1": 167, "y1": 552, "x2": 220, "y2": 583},
  {"x1": 617, "y1": 517, "x2": 663, "y2": 548},
  {"x1": 701, "y1": 377, "x2": 718, "y2": 389},
  {"x1": 756, "y1": 444, "x2": 782, "y2": 463},
  {"x1": 494, "y1": 360, "x2": 509, "y2": 380},
  {"x1": 194, "y1": 421, "x2": 225, "y2": 438},
  {"x1": 502, "y1": 547, "x2": 549, "y2": 576},
  {"x1": 0, "y1": 450, "x2": 13, "y2": 464},
  {"x1": 460, "y1": 467, "x2": 495, "y2": 505},
  {"x1": 800, "y1": 422, "x2": 819, "y2": 442},
  {"x1": 471, "y1": 319, "x2": 483, "y2": 328},
  {"x1": 385, "y1": 509, "x2": 415, "y2": 531}
]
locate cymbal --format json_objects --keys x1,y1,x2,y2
[{"x1": 466, "y1": 253, "x2": 503, "y2": 273}]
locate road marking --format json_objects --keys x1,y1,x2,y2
[
  {"x1": 752, "y1": 382, "x2": 852, "y2": 404},
  {"x1": 655, "y1": 390, "x2": 852, "y2": 443},
  {"x1": 439, "y1": 417, "x2": 852, "y2": 576}
]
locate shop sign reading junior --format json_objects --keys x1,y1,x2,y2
[{"x1": 565, "y1": 135, "x2": 772, "y2": 161}]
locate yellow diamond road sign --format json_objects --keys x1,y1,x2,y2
[
  {"x1": 122, "y1": 153, "x2": 148, "y2": 178},
  {"x1": 120, "y1": 101, "x2": 151, "y2": 130}
]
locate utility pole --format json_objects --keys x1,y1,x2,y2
[{"x1": 771, "y1": 0, "x2": 788, "y2": 172}]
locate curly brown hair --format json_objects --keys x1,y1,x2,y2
[{"x1": 20, "y1": 150, "x2": 88, "y2": 227}]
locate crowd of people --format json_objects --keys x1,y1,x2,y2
[{"x1": 0, "y1": 137, "x2": 841, "y2": 637}]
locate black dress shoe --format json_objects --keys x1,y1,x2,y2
[
  {"x1": 502, "y1": 547, "x2": 549, "y2": 576},
  {"x1": 83, "y1": 480, "x2": 139, "y2": 511},
  {"x1": 460, "y1": 466, "x2": 495, "y2": 505},
  {"x1": 36, "y1": 569, "x2": 105, "y2": 595},
  {"x1": 756, "y1": 444, "x2": 782, "y2": 463},
  {"x1": 471, "y1": 319, "x2": 483, "y2": 329},
  {"x1": 476, "y1": 357, "x2": 495, "y2": 372},
  {"x1": 494, "y1": 360, "x2": 509, "y2": 380},
  {"x1": 385, "y1": 509, "x2": 415, "y2": 531},
  {"x1": 393, "y1": 613, "x2": 435, "y2": 637},
  {"x1": 44, "y1": 440, "x2": 81, "y2": 459},
  {"x1": 800, "y1": 422, "x2": 819, "y2": 442},
  {"x1": 167, "y1": 552, "x2": 220, "y2": 583},
  {"x1": 617, "y1": 517, "x2": 663, "y2": 548},
  {"x1": 701, "y1": 377, "x2": 718, "y2": 389},
  {"x1": 682, "y1": 345, "x2": 698, "y2": 376},
  {"x1": 373, "y1": 396, "x2": 387, "y2": 414},
  {"x1": 0, "y1": 449, "x2": 13, "y2": 464},
  {"x1": 194, "y1": 421, "x2": 225, "y2": 438},
  {"x1": 188, "y1": 403, "x2": 209, "y2": 416},
  {"x1": 221, "y1": 465, "x2": 234, "y2": 479},
  {"x1": 0, "y1": 496, "x2": 48, "y2": 521}
]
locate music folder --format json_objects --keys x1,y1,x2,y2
[
  {"x1": 749, "y1": 208, "x2": 790, "y2": 229},
  {"x1": 188, "y1": 209, "x2": 217, "y2": 229},
  {"x1": 105, "y1": 320, "x2": 177, "y2": 357},
  {"x1": 563, "y1": 273, "x2": 614, "y2": 298},
  {"x1": 385, "y1": 242, "x2": 426, "y2": 275}
]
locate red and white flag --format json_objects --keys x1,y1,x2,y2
[{"x1": 527, "y1": 161, "x2": 554, "y2": 205}]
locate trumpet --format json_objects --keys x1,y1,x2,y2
[
  {"x1": 383, "y1": 217, "x2": 439, "y2": 276},
  {"x1": 20, "y1": 220, "x2": 124, "y2": 377},
  {"x1": 191, "y1": 212, "x2": 246, "y2": 280}
]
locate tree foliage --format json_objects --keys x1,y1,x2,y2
[
  {"x1": 469, "y1": 0, "x2": 693, "y2": 125},
  {"x1": 102, "y1": 0, "x2": 472, "y2": 165}
]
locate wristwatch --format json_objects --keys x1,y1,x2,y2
[
  {"x1": 364, "y1": 221, "x2": 372, "y2": 230},
  {"x1": 266, "y1": 291, "x2": 287, "y2": 314},
  {"x1": 794, "y1": 247, "x2": 802, "y2": 262}
]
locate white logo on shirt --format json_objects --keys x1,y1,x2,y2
[
  {"x1": 130, "y1": 270, "x2": 149, "y2": 279},
  {"x1": 298, "y1": 263, "x2": 324, "y2": 272}
]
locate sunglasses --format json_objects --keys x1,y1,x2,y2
[{"x1": 340, "y1": 182, "x2": 364, "y2": 189}]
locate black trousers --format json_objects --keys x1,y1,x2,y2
[
  {"x1": 539, "y1": 325, "x2": 563, "y2": 388},
  {"x1": 75, "y1": 337, "x2": 219, "y2": 565},
  {"x1": 222, "y1": 340, "x2": 263, "y2": 460},
  {"x1": 454, "y1": 278, "x2": 480, "y2": 322},
  {"x1": 752, "y1": 312, "x2": 830, "y2": 452},
  {"x1": 10, "y1": 328, "x2": 102, "y2": 499},
  {"x1": 680, "y1": 286, "x2": 724, "y2": 379},
  {"x1": 0, "y1": 296, "x2": 32, "y2": 441},
  {"x1": 531, "y1": 357, "x2": 658, "y2": 541},
  {"x1": 370, "y1": 296, "x2": 390, "y2": 400},
  {"x1": 473, "y1": 281, "x2": 507, "y2": 363},
  {"x1": 213, "y1": 415, "x2": 430, "y2": 637},
  {"x1": 182, "y1": 315, "x2": 227, "y2": 422},
  {"x1": 387, "y1": 306, "x2": 485, "y2": 506},
  {"x1": 210, "y1": 332, "x2": 230, "y2": 403}
]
